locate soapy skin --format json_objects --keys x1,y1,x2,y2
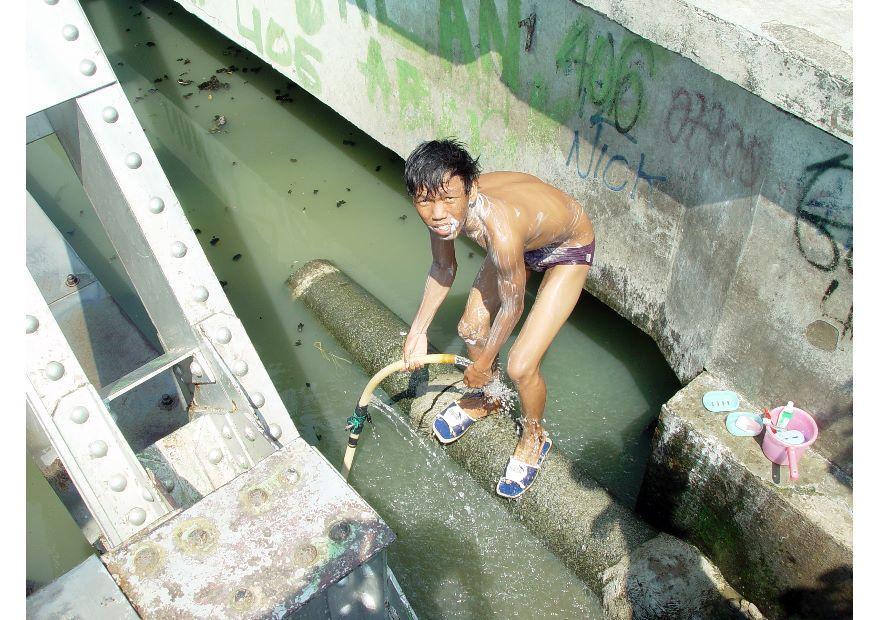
[{"x1": 403, "y1": 171, "x2": 594, "y2": 466}]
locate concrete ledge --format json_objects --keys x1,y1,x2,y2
[
  {"x1": 637, "y1": 372, "x2": 852, "y2": 619},
  {"x1": 574, "y1": 0, "x2": 852, "y2": 142},
  {"x1": 289, "y1": 260, "x2": 764, "y2": 619}
]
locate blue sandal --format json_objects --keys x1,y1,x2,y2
[
  {"x1": 496, "y1": 435, "x2": 552, "y2": 499},
  {"x1": 433, "y1": 402, "x2": 479, "y2": 444}
]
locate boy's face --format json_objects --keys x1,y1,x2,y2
[{"x1": 413, "y1": 174, "x2": 469, "y2": 241}]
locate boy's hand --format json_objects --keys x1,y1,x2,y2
[
  {"x1": 463, "y1": 363, "x2": 493, "y2": 388},
  {"x1": 402, "y1": 331, "x2": 428, "y2": 371}
]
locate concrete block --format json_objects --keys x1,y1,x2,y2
[{"x1": 637, "y1": 372, "x2": 852, "y2": 619}]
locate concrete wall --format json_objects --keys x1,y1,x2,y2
[{"x1": 173, "y1": 0, "x2": 853, "y2": 472}]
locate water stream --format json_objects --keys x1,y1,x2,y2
[{"x1": 26, "y1": 0, "x2": 680, "y2": 616}]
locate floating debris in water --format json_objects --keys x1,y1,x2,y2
[
  {"x1": 375, "y1": 165, "x2": 382, "y2": 172},
  {"x1": 468, "y1": 252, "x2": 475, "y2": 258},
  {"x1": 193, "y1": 228, "x2": 201, "y2": 235},
  {"x1": 177, "y1": 77, "x2": 193, "y2": 86},
  {"x1": 297, "y1": 322, "x2": 304, "y2": 333},
  {"x1": 290, "y1": 158, "x2": 298, "y2": 163},
  {"x1": 198, "y1": 75, "x2": 230, "y2": 91},
  {"x1": 154, "y1": 77, "x2": 163, "y2": 83},
  {"x1": 182, "y1": 93, "x2": 193, "y2": 99},
  {"x1": 399, "y1": 214, "x2": 407, "y2": 221},
  {"x1": 209, "y1": 114, "x2": 228, "y2": 134},
  {"x1": 336, "y1": 200, "x2": 346, "y2": 208},
  {"x1": 342, "y1": 140, "x2": 356, "y2": 147},
  {"x1": 275, "y1": 94, "x2": 293, "y2": 103},
  {"x1": 313, "y1": 189, "x2": 319, "y2": 195},
  {"x1": 219, "y1": 280, "x2": 228, "y2": 287},
  {"x1": 216, "y1": 66, "x2": 238, "y2": 74},
  {"x1": 305, "y1": 382, "x2": 311, "y2": 388},
  {"x1": 295, "y1": 340, "x2": 302, "y2": 346},
  {"x1": 145, "y1": 41, "x2": 156, "y2": 47},
  {"x1": 209, "y1": 236, "x2": 220, "y2": 246},
  {"x1": 232, "y1": 161, "x2": 237, "y2": 166},
  {"x1": 346, "y1": 187, "x2": 351, "y2": 192},
  {"x1": 232, "y1": 253, "x2": 242, "y2": 261}
]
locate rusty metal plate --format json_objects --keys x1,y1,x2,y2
[{"x1": 102, "y1": 438, "x2": 395, "y2": 618}]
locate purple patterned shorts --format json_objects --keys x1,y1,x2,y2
[{"x1": 523, "y1": 238, "x2": 595, "y2": 272}]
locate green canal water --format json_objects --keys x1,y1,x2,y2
[{"x1": 26, "y1": 0, "x2": 679, "y2": 616}]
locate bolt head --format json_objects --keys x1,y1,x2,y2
[
  {"x1": 109, "y1": 474, "x2": 127, "y2": 492},
  {"x1": 128, "y1": 507, "x2": 147, "y2": 526},
  {"x1": 125, "y1": 152, "x2": 142, "y2": 169},
  {"x1": 79, "y1": 59, "x2": 96, "y2": 76},
  {"x1": 46, "y1": 361, "x2": 65, "y2": 381},
  {"x1": 26, "y1": 315, "x2": 39, "y2": 334},
  {"x1": 45, "y1": 0, "x2": 60, "y2": 5},
  {"x1": 171, "y1": 241, "x2": 187, "y2": 258},
  {"x1": 208, "y1": 448, "x2": 223, "y2": 464},
  {"x1": 62, "y1": 24, "x2": 79, "y2": 41},
  {"x1": 268, "y1": 423, "x2": 282, "y2": 439},
  {"x1": 231, "y1": 360, "x2": 248, "y2": 376},
  {"x1": 251, "y1": 392, "x2": 265, "y2": 408},
  {"x1": 192, "y1": 286, "x2": 209, "y2": 303},
  {"x1": 221, "y1": 425, "x2": 232, "y2": 439},
  {"x1": 142, "y1": 489, "x2": 155, "y2": 502},
  {"x1": 89, "y1": 440, "x2": 108, "y2": 458},
  {"x1": 148, "y1": 197, "x2": 165, "y2": 214},
  {"x1": 244, "y1": 427, "x2": 256, "y2": 441},
  {"x1": 69, "y1": 406, "x2": 89, "y2": 424},
  {"x1": 162, "y1": 477, "x2": 176, "y2": 492},
  {"x1": 214, "y1": 327, "x2": 232, "y2": 344},
  {"x1": 102, "y1": 106, "x2": 119, "y2": 123}
]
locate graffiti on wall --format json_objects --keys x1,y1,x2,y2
[
  {"x1": 565, "y1": 113, "x2": 665, "y2": 206},
  {"x1": 664, "y1": 88, "x2": 768, "y2": 189},
  {"x1": 795, "y1": 154, "x2": 853, "y2": 339},
  {"x1": 236, "y1": 0, "x2": 323, "y2": 93}
]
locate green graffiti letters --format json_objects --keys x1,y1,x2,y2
[
  {"x1": 439, "y1": 0, "x2": 476, "y2": 64},
  {"x1": 396, "y1": 58, "x2": 430, "y2": 128},
  {"x1": 236, "y1": 2, "x2": 264, "y2": 55},
  {"x1": 359, "y1": 38, "x2": 392, "y2": 110},
  {"x1": 265, "y1": 17, "x2": 293, "y2": 65},
  {"x1": 556, "y1": 17, "x2": 654, "y2": 133},
  {"x1": 295, "y1": 36, "x2": 323, "y2": 92},
  {"x1": 296, "y1": 0, "x2": 325, "y2": 36},
  {"x1": 478, "y1": 0, "x2": 520, "y2": 90}
]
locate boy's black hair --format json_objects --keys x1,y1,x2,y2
[{"x1": 404, "y1": 138, "x2": 481, "y2": 199}]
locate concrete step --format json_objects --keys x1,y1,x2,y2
[{"x1": 637, "y1": 371, "x2": 852, "y2": 619}]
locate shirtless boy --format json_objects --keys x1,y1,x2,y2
[{"x1": 402, "y1": 139, "x2": 595, "y2": 498}]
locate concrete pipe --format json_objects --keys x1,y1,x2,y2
[{"x1": 289, "y1": 259, "x2": 762, "y2": 620}]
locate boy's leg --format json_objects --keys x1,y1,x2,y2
[
  {"x1": 456, "y1": 258, "x2": 524, "y2": 417},
  {"x1": 506, "y1": 263, "x2": 590, "y2": 464}
]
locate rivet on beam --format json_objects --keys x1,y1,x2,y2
[
  {"x1": 214, "y1": 327, "x2": 232, "y2": 344},
  {"x1": 221, "y1": 425, "x2": 232, "y2": 439},
  {"x1": 26, "y1": 315, "x2": 39, "y2": 334},
  {"x1": 46, "y1": 361, "x2": 65, "y2": 381},
  {"x1": 251, "y1": 392, "x2": 265, "y2": 408},
  {"x1": 148, "y1": 197, "x2": 165, "y2": 214},
  {"x1": 70, "y1": 406, "x2": 89, "y2": 424},
  {"x1": 142, "y1": 489, "x2": 155, "y2": 502},
  {"x1": 171, "y1": 242, "x2": 187, "y2": 258},
  {"x1": 244, "y1": 427, "x2": 256, "y2": 441},
  {"x1": 268, "y1": 423, "x2": 282, "y2": 439},
  {"x1": 208, "y1": 448, "x2": 223, "y2": 464},
  {"x1": 125, "y1": 153, "x2": 142, "y2": 169},
  {"x1": 62, "y1": 25, "x2": 79, "y2": 41},
  {"x1": 231, "y1": 360, "x2": 248, "y2": 376},
  {"x1": 102, "y1": 106, "x2": 119, "y2": 123},
  {"x1": 128, "y1": 508, "x2": 147, "y2": 526},
  {"x1": 109, "y1": 474, "x2": 127, "y2": 492},
  {"x1": 79, "y1": 59, "x2": 96, "y2": 76},
  {"x1": 190, "y1": 361, "x2": 203, "y2": 376},
  {"x1": 192, "y1": 286, "x2": 209, "y2": 302},
  {"x1": 89, "y1": 440, "x2": 107, "y2": 458}
]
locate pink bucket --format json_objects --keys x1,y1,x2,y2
[{"x1": 761, "y1": 405, "x2": 818, "y2": 481}]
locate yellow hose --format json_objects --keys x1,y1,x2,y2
[{"x1": 341, "y1": 353, "x2": 470, "y2": 480}]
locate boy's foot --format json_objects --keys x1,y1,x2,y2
[
  {"x1": 496, "y1": 429, "x2": 552, "y2": 499},
  {"x1": 432, "y1": 393, "x2": 500, "y2": 444}
]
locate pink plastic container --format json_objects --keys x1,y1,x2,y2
[{"x1": 761, "y1": 405, "x2": 818, "y2": 481}]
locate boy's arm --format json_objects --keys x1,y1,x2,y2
[
  {"x1": 469, "y1": 231, "x2": 526, "y2": 378},
  {"x1": 405, "y1": 232, "x2": 457, "y2": 364}
]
